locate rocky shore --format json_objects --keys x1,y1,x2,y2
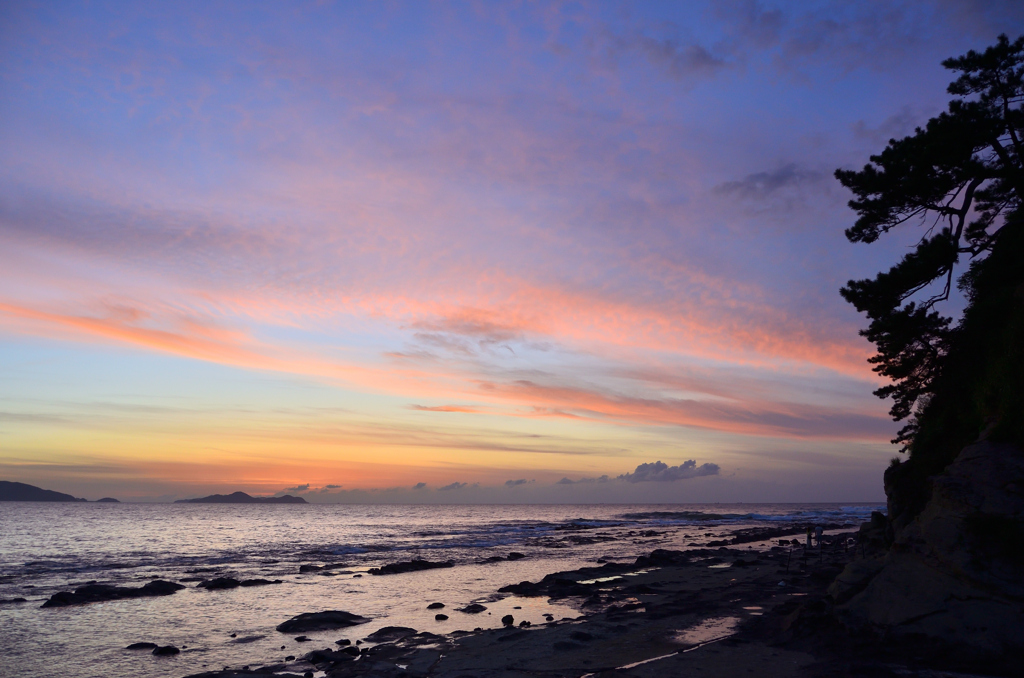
[{"x1": 165, "y1": 529, "x2": 944, "y2": 678}]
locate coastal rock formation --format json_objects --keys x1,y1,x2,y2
[
  {"x1": 0, "y1": 481, "x2": 86, "y2": 502},
  {"x1": 197, "y1": 577, "x2": 283, "y2": 590},
  {"x1": 174, "y1": 491, "x2": 306, "y2": 504},
  {"x1": 96, "y1": 497, "x2": 120, "y2": 502},
  {"x1": 364, "y1": 626, "x2": 417, "y2": 642},
  {"x1": 41, "y1": 580, "x2": 185, "y2": 607},
  {"x1": 151, "y1": 645, "x2": 180, "y2": 656},
  {"x1": 276, "y1": 610, "x2": 370, "y2": 633},
  {"x1": 830, "y1": 441, "x2": 1024, "y2": 663},
  {"x1": 125, "y1": 642, "x2": 158, "y2": 650},
  {"x1": 367, "y1": 558, "x2": 453, "y2": 575}
]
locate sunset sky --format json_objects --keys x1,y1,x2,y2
[{"x1": 2, "y1": 1, "x2": 1021, "y2": 502}]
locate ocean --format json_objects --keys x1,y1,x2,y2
[{"x1": 0, "y1": 502, "x2": 880, "y2": 678}]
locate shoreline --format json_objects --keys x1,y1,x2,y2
[{"x1": 181, "y1": 532, "x2": 878, "y2": 678}]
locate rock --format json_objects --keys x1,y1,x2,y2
[
  {"x1": 364, "y1": 626, "x2": 417, "y2": 642},
  {"x1": 434, "y1": 614, "x2": 448, "y2": 621},
  {"x1": 197, "y1": 577, "x2": 241, "y2": 590},
  {"x1": 304, "y1": 647, "x2": 354, "y2": 664},
  {"x1": 285, "y1": 655, "x2": 295, "y2": 661},
  {"x1": 457, "y1": 603, "x2": 487, "y2": 613},
  {"x1": 228, "y1": 635, "x2": 265, "y2": 644},
  {"x1": 340, "y1": 646, "x2": 360, "y2": 656},
  {"x1": 152, "y1": 645, "x2": 180, "y2": 656},
  {"x1": 834, "y1": 441, "x2": 1024, "y2": 666},
  {"x1": 298, "y1": 564, "x2": 322, "y2": 573},
  {"x1": 366, "y1": 558, "x2": 454, "y2": 575},
  {"x1": 0, "y1": 597, "x2": 27, "y2": 604},
  {"x1": 426, "y1": 602, "x2": 445, "y2": 609},
  {"x1": 501, "y1": 614, "x2": 514, "y2": 626},
  {"x1": 125, "y1": 642, "x2": 158, "y2": 650},
  {"x1": 42, "y1": 580, "x2": 185, "y2": 607},
  {"x1": 335, "y1": 638, "x2": 350, "y2": 645},
  {"x1": 294, "y1": 636, "x2": 311, "y2": 642},
  {"x1": 507, "y1": 552, "x2": 526, "y2": 560},
  {"x1": 276, "y1": 610, "x2": 371, "y2": 633},
  {"x1": 239, "y1": 578, "x2": 282, "y2": 587},
  {"x1": 518, "y1": 620, "x2": 531, "y2": 627}
]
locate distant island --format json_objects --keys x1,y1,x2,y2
[
  {"x1": 174, "y1": 491, "x2": 307, "y2": 504},
  {"x1": 96, "y1": 497, "x2": 120, "y2": 503},
  {"x1": 0, "y1": 481, "x2": 87, "y2": 502}
]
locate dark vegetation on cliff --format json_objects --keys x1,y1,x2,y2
[{"x1": 837, "y1": 34, "x2": 1024, "y2": 524}]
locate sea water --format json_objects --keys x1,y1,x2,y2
[{"x1": 0, "y1": 502, "x2": 879, "y2": 678}]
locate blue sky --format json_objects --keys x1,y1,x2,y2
[{"x1": 1, "y1": 1, "x2": 1021, "y2": 501}]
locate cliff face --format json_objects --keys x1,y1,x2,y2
[{"x1": 829, "y1": 440, "x2": 1024, "y2": 661}]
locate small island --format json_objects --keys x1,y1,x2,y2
[
  {"x1": 174, "y1": 491, "x2": 307, "y2": 504},
  {"x1": 0, "y1": 481, "x2": 87, "y2": 502}
]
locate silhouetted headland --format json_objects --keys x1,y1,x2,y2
[
  {"x1": 174, "y1": 491, "x2": 307, "y2": 504},
  {"x1": 0, "y1": 481, "x2": 87, "y2": 502}
]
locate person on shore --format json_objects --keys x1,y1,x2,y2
[
  {"x1": 814, "y1": 526, "x2": 824, "y2": 547},
  {"x1": 806, "y1": 526, "x2": 813, "y2": 548}
]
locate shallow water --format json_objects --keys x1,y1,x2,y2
[{"x1": 0, "y1": 502, "x2": 878, "y2": 678}]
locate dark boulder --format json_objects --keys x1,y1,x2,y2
[
  {"x1": 198, "y1": 578, "x2": 241, "y2": 590},
  {"x1": 457, "y1": 603, "x2": 487, "y2": 613},
  {"x1": 434, "y1": 614, "x2": 448, "y2": 621},
  {"x1": 42, "y1": 580, "x2": 185, "y2": 607},
  {"x1": 507, "y1": 552, "x2": 526, "y2": 560},
  {"x1": 239, "y1": 578, "x2": 283, "y2": 587},
  {"x1": 304, "y1": 647, "x2": 354, "y2": 664},
  {"x1": 501, "y1": 614, "x2": 514, "y2": 626},
  {"x1": 152, "y1": 645, "x2": 180, "y2": 656},
  {"x1": 634, "y1": 549, "x2": 688, "y2": 567},
  {"x1": 367, "y1": 558, "x2": 453, "y2": 575},
  {"x1": 276, "y1": 610, "x2": 371, "y2": 633},
  {"x1": 426, "y1": 602, "x2": 445, "y2": 609},
  {"x1": 364, "y1": 626, "x2": 417, "y2": 642},
  {"x1": 125, "y1": 642, "x2": 158, "y2": 650}
]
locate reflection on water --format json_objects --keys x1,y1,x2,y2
[{"x1": 673, "y1": 615, "x2": 741, "y2": 647}]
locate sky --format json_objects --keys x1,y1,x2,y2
[{"x1": 1, "y1": 1, "x2": 1022, "y2": 503}]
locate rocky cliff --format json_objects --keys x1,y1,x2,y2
[{"x1": 829, "y1": 440, "x2": 1024, "y2": 665}]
